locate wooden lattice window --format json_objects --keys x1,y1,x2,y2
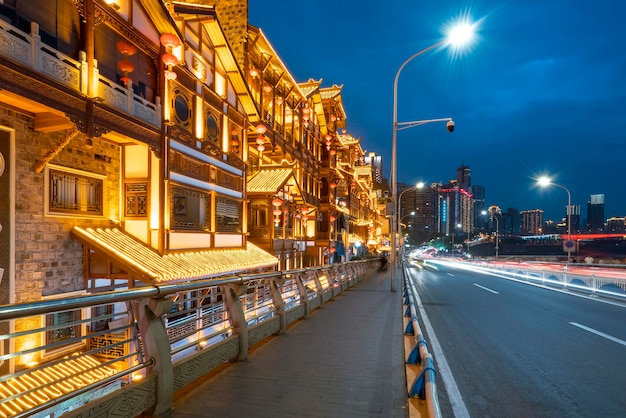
[
  {"x1": 47, "y1": 166, "x2": 104, "y2": 217},
  {"x1": 125, "y1": 182, "x2": 148, "y2": 217}
]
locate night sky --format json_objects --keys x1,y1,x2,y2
[{"x1": 248, "y1": 0, "x2": 626, "y2": 222}]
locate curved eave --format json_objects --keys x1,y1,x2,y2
[{"x1": 203, "y1": 20, "x2": 259, "y2": 119}]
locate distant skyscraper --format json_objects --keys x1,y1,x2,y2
[
  {"x1": 587, "y1": 194, "x2": 605, "y2": 233},
  {"x1": 456, "y1": 164, "x2": 471, "y2": 190},
  {"x1": 366, "y1": 152, "x2": 383, "y2": 185},
  {"x1": 471, "y1": 185, "x2": 485, "y2": 231},
  {"x1": 520, "y1": 209, "x2": 544, "y2": 235}
]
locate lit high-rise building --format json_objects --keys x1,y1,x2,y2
[
  {"x1": 587, "y1": 194, "x2": 605, "y2": 233},
  {"x1": 520, "y1": 209, "x2": 544, "y2": 235}
]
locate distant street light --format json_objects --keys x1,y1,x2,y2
[
  {"x1": 389, "y1": 20, "x2": 477, "y2": 292},
  {"x1": 537, "y1": 176, "x2": 573, "y2": 264},
  {"x1": 396, "y1": 183, "x2": 424, "y2": 264},
  {"x1": 482, "y1": 210, "x2": 500, "y2": 259}
]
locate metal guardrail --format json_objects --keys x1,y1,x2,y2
[
  {"x1": 0, "y1": 260, "x2": 377, "y2": 418},
  {"x1": 401, "y1": 262, "x2": 441, "y2": 418}
]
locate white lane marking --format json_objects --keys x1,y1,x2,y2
[
  {"x1": 446, "y1": 273, "x2": 455, "y2": 277},
  {"x1": 407, "y1": 270, "x2": 471, "y2": 418},
  {"x1": 473, "y1": 283, "x2": 499, "y2": 294},
  {"x1": 570, "y1": 322, "x2": 626, "y2": 347}
]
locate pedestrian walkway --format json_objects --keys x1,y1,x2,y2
[{"x1": 170, "y1": 269, "x2": 408, "y2": 418}]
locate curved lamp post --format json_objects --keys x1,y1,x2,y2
[
  {"x1": 481, "y1": 209, "x2": 500, "y2": 259},
  {"x1": 538, "y1": 176, "x2": 572, "y2": 264},
  {"x1": 390, "y1": 21, "x2": 476, "y2": 291}
]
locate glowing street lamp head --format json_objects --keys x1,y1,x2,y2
[
  {"x1": 446, "y1": 21, "x2": 476, "y2": 47},
  {"x1": 537, "y1": 176, "x2": 552, "y2": 187},
  {"x1": 416, "y1": 181, "x2": 425, "y2": 189}
]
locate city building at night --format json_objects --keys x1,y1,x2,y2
[{"x1": 0, "y1": 0, "x2": 385, "y2": 398}]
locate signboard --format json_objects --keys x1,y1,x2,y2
[{"x1": 563, "y1": 240, "x2": 577, "y2": 253}]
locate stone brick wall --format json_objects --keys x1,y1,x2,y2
[
  {"x1": 213, "y1": 0, "x2": 249, "y2": 69},
  {"x1": 2, "y1": 106, "x2": 121, "y2": 303}
]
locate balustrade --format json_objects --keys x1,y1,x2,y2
[{"x1": 0, "y1": 260, "x2": 377, "y2": 418}]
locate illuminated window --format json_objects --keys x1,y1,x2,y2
[
  {"x1": 125, "y1": 182, "x2": 148, "y2": 218},
  {"x1": 216, "y1": 197, "x2": 241, "y2": 233},
  {"x1": 46, "y1": 165, "x2": 105, "y2": 217},
  {"x1": 170, "y1": 186, "x2": 211, "y2": 231},
  {"x1": 45, "y1": 309, "x2": 82, "y2": 353}
]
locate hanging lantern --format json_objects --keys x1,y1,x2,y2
[
  {"x1": 263, "y1": 83, "x2": 272, "y2": 93},
  {"x1": 162, "y1": 53, "x2": 178, "y2": 67},
  {"x1": 257, "y1": 144, "x2": 265, "y2": 152},
  {"x1": 329, "y1": 179, "x2": 337, "y2": 188},
  {"x1": 117, "y1": 59, "x2": 135, "y2": 74},
  {"x1": 301, "y1": 207, "x2": 308, "y2": 214},
  {"x1": 302, "y1": 107, "x2": 310, "y2": 114},
  {"x1": 255, "y1": 123, "x2": 267, "y2": 134},
  {"x1": 272, "y1": 197, "x2": 283, "y2": 207},
  {"x1": 329, "y1": 247, "x2": 336, "y2": 254},
  {"x1": 330, "y1": 115, "x2": 337, "y2": 122},
  {"x1": 230, "y1": 136, "x2": 240, "y2": 150},
  {"x1": 276, "y1": 96, "x2": 283, "y2": 105},
  {"x1": 160, "y1": 33, "x2": 181, "y2": 49},
  {"x1": 256, "y1": 135, "x2": 265, "y2": 146},
  {"x1": 116, "y1": 41, "x2": 137, "y2": 56},
  {"x1": 273, "y1": 209, "x2": 282, "y2": 216},
  {"x1": 164, "y1": 70, "x2": 177, "y2": 80},
  {"x1": 330, "y1": 148, "x2": 337, "y2": 156},
  {"x1": 249, "y1": 67, "x2": 259, "y2": 77},
  {"x1": 330, "y1": 214, "x2": 337, "y2": 222}
]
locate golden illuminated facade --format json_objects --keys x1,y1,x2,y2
[{"x1": 0, "y1": 0, "x2": 384, "y2": 384}]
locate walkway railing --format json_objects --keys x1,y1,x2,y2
[{"x1": 0, "y1": 260, "x2": 377, "y2": 418}]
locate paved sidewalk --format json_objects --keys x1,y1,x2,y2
[{"x1": 170, "y1": 269, "x2": 408, "y2": 418}]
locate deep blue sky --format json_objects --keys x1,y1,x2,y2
[{"x1": 248, "y1": 0, "x2": 626, "y2": 222}]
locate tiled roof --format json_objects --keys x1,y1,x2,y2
[
  {"x1": 320, "y1": 84, "x2": 343, "y2": 100},
  {"x1": 71, "y1": 227, "x2": 278, "y2": 284},
  {"x1": 247, "y1": 168, "x2": 294, "y2": 193}
]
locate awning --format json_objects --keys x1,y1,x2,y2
[
  {"x1": 71, "y1": 227, "x2": 278, "y2": 284},
  {"x1": 247, "y1": 167, "x2": 304, "y2": 203}
]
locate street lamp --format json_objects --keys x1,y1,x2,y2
[
  {"x1": 537, "y1": 176, "x2": 573, "y2": 264},
  {"x1": 390, "y1": 21, "x2": 476, "y2": 292},
  {"x1": 481, "y1": 210, "x2": 500, "y2": 259},
  {"x1": 396, "y1": 182, "x2": 424, "y2": 264}
]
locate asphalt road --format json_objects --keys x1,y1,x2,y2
[{"x1": 405, "y1": 261, "x2": 626, "y2": 418}]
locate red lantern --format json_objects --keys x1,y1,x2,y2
[
  {"x1": 256, "y1": 135, "x2": 265, "y2": 146},
  {"x1": 272, "y1": 197, "x2": 283, "y2": 207},
  {"x1": 117, "y1": 59, "x2": 135, "y2": 74},
  {"x1": 249, "y1": 67, "x2": 259, "y2": 77},
  {"x1": 330, "y1": 214, "x2": 337, "y2": 222},
  {"x1": 116, "y1": 41, "x2": 137, "y2": 56},
  {"x1": 330, "y1": 115, "x2": 337, "y2": 122},
  {"x1": 255, "y1": 123, "x2": 267, "y2": 134},
  {"x1": 162, "y1": 53, "x2": 178, "y2": 67},
  {"x1": 330, "y1": 149, "x2": 337, "y2": 156},
  {"x1": 330, "y1": 179, "x2": 337, "y2": 188},
  {"x1": 257, "y1": 144, "x2": 265, "y2": 152},
  {"x1": 263, "y1": 83, "x2": 272, "y2": 93},
  {"x1": 329, "y1": 247, "x2": 336, "y2": 253},
  {"x1": 160, "y1": 33, "x2": 181, "y2": 49},
  {"x1": 273, "y1": 209, "x2": 282, "y2": 216}
]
